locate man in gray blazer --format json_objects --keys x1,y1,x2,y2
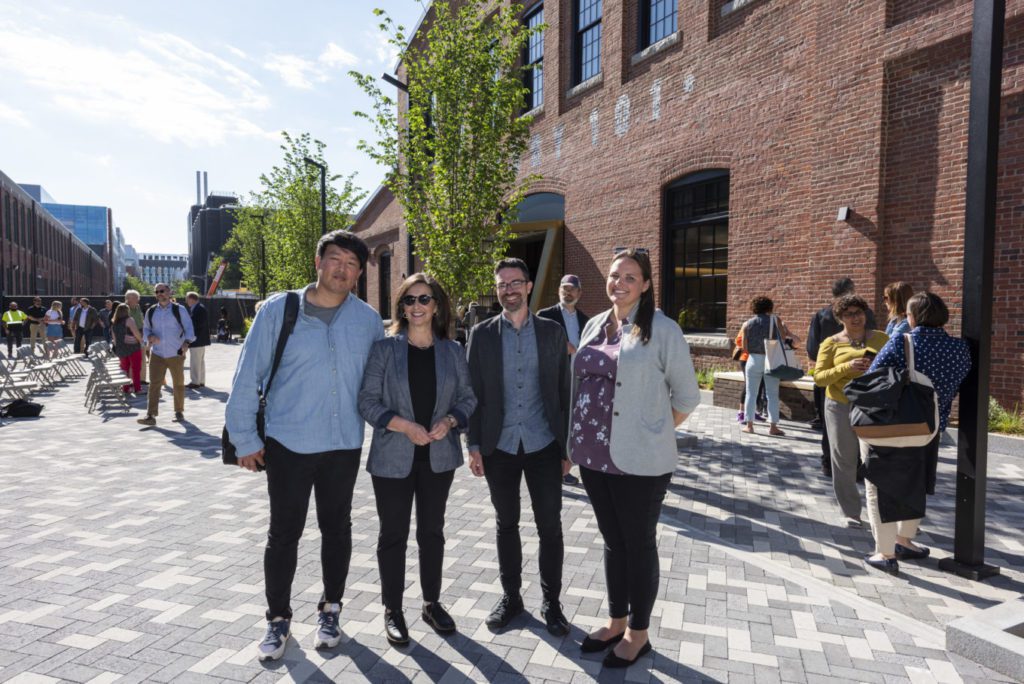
[{"x1": 466, "y1": 258, "x2": 572, "y2": 636}]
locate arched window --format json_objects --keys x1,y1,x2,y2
[
  {"x1": 663, "y1": 170, "x2": 729, "y2": 332},
  {"x1": 378, "y1": 249, "x2": 392, "y2": 319}
]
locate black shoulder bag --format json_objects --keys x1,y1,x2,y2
[{"x1": 221, "y1": 292, "x2": 300, "y2": 468}]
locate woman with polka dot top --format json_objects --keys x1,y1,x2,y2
[{"x1": 862, "y1": 292, "x2": 971, "y2": 574}]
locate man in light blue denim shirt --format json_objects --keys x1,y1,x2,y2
[
  {"x1": 137, "y1": 285, "x2": 195, "y2": 426},
  {"x1": 225, "y1": 230, "x2": 384, "y2": 662}
]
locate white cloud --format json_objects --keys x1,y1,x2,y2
[
  {"x1": 0, "y1": 102, "x2": 31, "y2": 127},
  {"x1": 320, "y1": 42, "x2": 358, "y2": 69},
  {"x1": 263, "y1": 53, "x2": 319, "y2": 89},
  {"x1": 264, "y1": 42, "x2": 360, "y2": 89},
  {"x1": 0, "y1": 19, "x2": 274, "y2": 147},
  {"x1": 369, "y1": 30, "x2": 399, "y2": 68}
]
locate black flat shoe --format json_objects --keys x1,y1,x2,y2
[
  {"x1": 894, "y1": 543, "x2": 930, "y2": 560},
  {"x1": 384, "y1": 610, "x2": 409, "y2": 646},
  {"x1": 581, "y1": 631, "x2": 625, "y2": 653},
  {"x1": 485, "y1": 594, "x2": 523, "y2": 629},
  {"x1": 422, "y1": 602, "x2": 456, "y2": 634},
  {"x1": 863, "y1": 554, "x2": 899, "y2": 575},
  {"x1": 602, "y1": 640, "x2": 652, "y2": 668}
]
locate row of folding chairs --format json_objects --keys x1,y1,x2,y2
[
  {"x1": 0, "y1": 341, "x2": 87, "y2": 402},
  {"x1": 83, "y1": 342, "x2": 133, "y2": 413}
]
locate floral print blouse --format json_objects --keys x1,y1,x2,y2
[{"x1": 571, "y1": 319, "x2": 625, "y2": 475}]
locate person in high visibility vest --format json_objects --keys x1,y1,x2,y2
[{"x1": 2, "y1": 302, "x2": 28, "y2": 357}]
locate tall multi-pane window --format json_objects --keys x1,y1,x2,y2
[
  {"x1": 664, "y1": 170, "x2": 729, "y2": 332},
  {"x1": 523, "y1": 5, "x2": 544, "y2": 109},
  {"x1": 574, "y1": 0, "x2": 602, "y2": 84},
  {"x1": 642, "y1": 0, "x2": 677, "y2": 48},
  {"x1": 378, "y1": 250, "x2": 392, "y2": 320}
]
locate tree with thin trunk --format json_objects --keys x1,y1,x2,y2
[{"x1": 352, "y1": 0, "x2": 541, "y2": 308}]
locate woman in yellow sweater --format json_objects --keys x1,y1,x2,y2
[{"x1": 814, "y1": 294, "x2": 888, "y2": 527}]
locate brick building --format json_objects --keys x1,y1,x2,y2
[{"x1": 352, "y1": 0, "x2": 1024, "y2": 409}]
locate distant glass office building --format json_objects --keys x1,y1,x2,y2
[{"x1": 43, "y1": 203, "x2": 110, "y2": 253}]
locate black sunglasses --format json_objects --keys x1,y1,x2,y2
[
  {"x1": 401, "y1": 294, "x2": 435, "y2": 306},
  {"x1": 613, "y1": 246, "x2": 650, "y2": 255}
]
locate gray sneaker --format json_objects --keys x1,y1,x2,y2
[
  {"x1": 315, "y1": 605, "x2": 342, "y2": 649},
  {"x1": 258, "y1": 619, "x2": 290, "y2": 661}
]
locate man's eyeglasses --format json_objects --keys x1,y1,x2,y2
[
  {"x1": 496, "y1": 279, "x2": 527, "y2": 292},
  {"x1": 400, "y1": 294, "x2": 435, "y2": 306},
  {"x1": 155, "y1": 289, "x2": 168, "y2": 294},
  {"x1": 613, "y1": 246, "x2": 650, "y2": 256}
]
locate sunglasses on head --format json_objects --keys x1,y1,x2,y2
[
  {"x1": 401, "y1": 294, "x2": 435, "y2": 306},
  {"x1": 613, "y1": 246, "x2": 650, "y2": 256}
]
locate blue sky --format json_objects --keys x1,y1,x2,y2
[{"x1": 0, "y1": 0, "x2": 425, "y2": 254}]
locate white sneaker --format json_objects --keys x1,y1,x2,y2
[
  {"x1": 257, "y1": 619, "x2": 290, "y2": 661},
  {"x1": 314, "y1": 604, "x2": 342, "y2": 649}
]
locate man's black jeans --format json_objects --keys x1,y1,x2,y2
[
  {"x1": 483, "y1": 440, "x2": 563, "y2": 602},
  {"x1": 5, "y1": 326, "x2": 23, "y2": 356},
  {"x1": 371, "y1": 461, "x2": 455, "y2": 611},
  {"x1": 263, "y1": 438, "x2": 361, "y2": 621},
  {"x1": 580, "y1": 468, "x2": 671, "y2": 631},
  {"x1": 75, "y1": 326, "x2": 93, "y2": 355}
]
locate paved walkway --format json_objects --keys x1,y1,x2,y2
[{"x1": 1, "y1": 343, "x2": 1022, "y2": 683}]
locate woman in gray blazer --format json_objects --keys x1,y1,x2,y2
[
  {"x1": 357, "y1": 274, "x2": 476, "y2": 647},
  {"x1": 569, "y1": 249, "x2": 701, "y2": 668}
]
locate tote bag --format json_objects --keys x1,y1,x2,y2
[
  {"x1": 765, "y1": 316, "x2": 804, "y2": 381},
  {"x1": 844, "y1": 334, "x2": 939, "y2": 448}
]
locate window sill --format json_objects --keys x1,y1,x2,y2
[
  {"x1": 565, "y1": 73, "x2": 603, "y2": 100},
  {"x1": 722, "y1": 0, "x2": 755, "y2": 16},
  {"x1": 631, "y1": 31, "x2": 681, "y2": 66},
  {"x1": 684, "y1": 333, "x2": 731, "y2": 351},
  {"x1": 521, "y1": 104, "x2": 545, "y2": 120}
]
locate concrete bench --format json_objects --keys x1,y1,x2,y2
[{"x1": 712, "y1": 370, "x2": 817, "y2": 422}]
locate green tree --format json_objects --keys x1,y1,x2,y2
[
  {"x1": 207, "y1": 241, "x2": 242, "y2": 291},
  {"x1": 352, "y1": 0, "x2": 540, "y2": 308},
  {"x1": 172, "y1": 279, "x2": 202, "y2": 300},
  {"x1": 124, "y1": 275, "x2": 153, "y2": 295},
  {"x1": 238, "y1": 132, "x2": 366, "y2": 291}
]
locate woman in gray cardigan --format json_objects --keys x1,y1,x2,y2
[
  {"x1": 357, "y1": 274, "x2": 476, "y2": 647},
  {"x1": 569, "y1": 249, "x2": 701, "y2": 669}
]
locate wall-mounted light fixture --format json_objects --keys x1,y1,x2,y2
[{"x1": 836, "y1": 206, "x2": 851, "y2": 222}]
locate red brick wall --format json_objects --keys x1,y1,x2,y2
[{"x1": 352, "y1": 0, "x2": 1024, "y2": 409}]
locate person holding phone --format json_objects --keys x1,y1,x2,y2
[{"x1": 813, "y1": 294, "x2": 888, "y2": 528}]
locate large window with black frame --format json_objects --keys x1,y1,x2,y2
[
  {"x1": 574, "y1": 0, "x2": 602, "y2": 84},
  {"x1": 378, "y1": 249, "x2": 391, "y2": 320},
  {"x1": 523, "y1": 4, "x2": 544, "y2": 110},
  {"x1": 664, "y1": 170, "x2": 729, "y2": 333},
  {"x1": 641, "y1": 0, "x2": 677, "y2": 49}
]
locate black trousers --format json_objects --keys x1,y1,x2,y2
[
  {"x1": 483, "y1": 441, "x2": 563, "y2": 602},
  {"x1": 75, "y1": 327, "x2": 93, "y2": 354},
  {"x1": 263, "y1": 438, "x2": 361, "y2": 621},
  {"x1": 5, "y1": 326, "x2": 23, "y2": 356},
  {"x1": 372, "y1": 462, "x2": 455, "y2": 611},
  {"x1": 814, "y1": 385, "x2": 830, "y2": 467},
  {"x1": 580, "y1": 468, "x2": 671, "y2": 631}
]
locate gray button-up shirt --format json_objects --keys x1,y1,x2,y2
[
  {"x1": 497, "y1": 313, "x2": 554, "y2": 454},
  {"x1": 559, "y1": 304, "x2": 581, "y2": 348}
]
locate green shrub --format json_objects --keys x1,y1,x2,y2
[
  {"x1": 989, "y1": 397, "x2": 1024, "y2": 435},
  {"x1": 696, "y1": 367, "x2": 732, "y2": 391},
  {"x1": 241, "y1": 317, "x2": 254, "y2": 339}
]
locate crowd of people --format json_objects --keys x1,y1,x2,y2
[{"x1": 224, "y1": 229, "x2": 972, "y2": 671}]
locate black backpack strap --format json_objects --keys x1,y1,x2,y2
[
  {"x1": 262, "y1": 292, "x2": 300, "y2": 398},
  {"x1": 146, "y1": 303, "x2": 186, "y2": 335}
]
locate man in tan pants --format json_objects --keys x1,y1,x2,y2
[{"x1": 137, "y1": 284, "x2": 194, "y2": 426}]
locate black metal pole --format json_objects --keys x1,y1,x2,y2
[
  {"x1": 937, "y1": 0, "x2": 1004, "y2": 582},
  {"x1": 259, "y1": 212, "x2": 267, "y2": 301},
  {"x1": 303, "y1": 157, "x2": 328, "y2": 235}
]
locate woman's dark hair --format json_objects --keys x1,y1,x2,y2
[
  {"x1": 832, "y1": 294, "x2": 869, "y2": 320},
  {"x1": 907, "y1": 291, "x2": 949, "y2": 328},
  {"x1": 750, "y1": 296, "x2": 774, "y2": 315},
  {"x1": 389, "y1": 273, "x2": 452, "y2": 339},
  {"x1": 884, "y1": 281, "x2": 914, "y2": 321},
  {"x1": 112, "y1": 303, "x2": 131, "y2": 327},
  {"x1": 316, "y1": 229, "x2": 369, "y2": 269},
  {"x1": 610, "y1": 249, "x2": 654, "y2": 345}
]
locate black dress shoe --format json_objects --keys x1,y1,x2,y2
[
  {"x1": 485, "y1": 594, "x2": 523, "y2": 629},
  {"x1": 422, "y1": 602, "x2": 456, "y2": 634},
  {"x1": 541, "y1": 600, "x2": 569, "y2": 636},
  {"x1": 863, "y1": 554, "x2": 899, "y2": 575},
  {"x1": 894, "y1": 543, "x2": 930, "y2": 560},
  {"x1": 384, "y1": 610, "x2": 409, "y2": 646},
  {"x1": 603, "y1": 640, "x2": 652, "y2": 668},
  {"x1": 581, "y1": 630, "x2": 625, "y2": 653}
]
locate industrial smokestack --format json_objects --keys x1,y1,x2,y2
[
  {"x1": 196, "y1": 171, "x2": 201, "y2": 205},
  {"x1": 203, "y1": 172, "x2": 208, "y2": 200}
]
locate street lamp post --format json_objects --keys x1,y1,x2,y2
[
  {"x1": 303, "y1": 157, "x2": 328, "y2": 235},
  {"x1": 381, "y1": 73, "x2": 416, "y2": 277},
  {"x1": 258, "y1": 211, "x2": 268, "y2": 301}
]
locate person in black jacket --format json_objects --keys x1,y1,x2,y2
[
  {"x1": 806, "y1": 278, "x2": 876, "y2": 477},
  {"x1": 185, "y1": 292, "x2": 211, "y2": 388},
  {"x1": 537, "y1": 274, "x2": 590, "y2": 355}
]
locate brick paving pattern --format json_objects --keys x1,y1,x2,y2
[{"x1": 1, "y1": 343, "x2": 1022, "y2": 683}]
